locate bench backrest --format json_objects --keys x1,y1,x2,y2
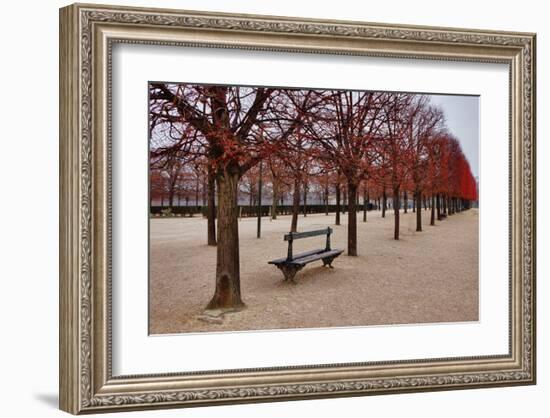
[
  {"x1": 284, "y1": 227, "x2": 332, "y2": 241},
  {"x1": 284, "y1": 227, "x2": 333, "y2": 261}
]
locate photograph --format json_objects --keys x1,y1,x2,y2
[{"x1": 148, "y1": 83, "x2": 479, "y2": 334}]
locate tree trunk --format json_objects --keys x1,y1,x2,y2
[
  {"x1": 206, "y1": 169, "x2": 244, "y2": 310},
  {"x1": 291, "y1": 178, "x2": 300, "y2": 232},
  {"x1": 342, "y1": 188, "x2": 347, "y2": 214},
  {"x1": 207, "y1": 165, "x2": 217, "y2": 246},
  {"x1": 257, "y1": 162, "x2": 263, "y2": 238},
  {"x1": 335, "y1": 182, "x2": 341, "y2": 225},
  {"x1": 324, "y1": 184, "x2": 329, "y2": 216},
  {"x1": 363, "y1": 188, "x2": 368, "y2": 222},
  {"x1": 412, "y1": 193, "x2": 416, "y2": 212},
  {"x1": 347, "y1": 181, "x2": 358, "y2": 256},
  {"x1": 168, "y1": 189, "x2": 175, "y2": 208},
  {"x1": 382, "y1": 188, "x2": 387, "y2": 218},
  {"x1": 403, "y1": 191, "x2": 408, "y2": 214},
  {"x1": 393, "y1": 188, "x2": 400, "y2": 240},
  {"x1": 437, "y1": 193, "x2": 442, "y2": 220},
  {"x1": 195, "y1": 177, "x2": 200, "y2": 206},
  {"x1": 271, "y1": 180, "x2": 278, "y2": 220},
  {"x1": 303, "y1": 183, "x2": 308, "y2": 217},
  {"x1": 430, "y1": 195, "x2": 435, "y2": 226},
  {"x1": 202, "y1": 176, "x2": 207, "y2": 206},
  {"x1": 415, "y1": 190, "x2": 422, "y2": 232}
]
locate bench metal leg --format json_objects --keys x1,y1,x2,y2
[
  {"x1": 276, "y1": 264, "x2": 303, "y2": 283},
  {"x1": 322, "y1": 256, "x2": 336, "y2": 268}
]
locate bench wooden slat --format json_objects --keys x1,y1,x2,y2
[
  {"x1": 268, "y1": 249, "x2": 325, "y2": 265},
  {"x1": 290, "y1": 249, "x2": 343, "y2": 266},
  {"x1": 284, "y1": 227, "x2": 332, "y2": 241}
]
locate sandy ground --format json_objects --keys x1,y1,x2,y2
[{"x1": 149, "y1": 208, "x2": 479, "y2": 334}]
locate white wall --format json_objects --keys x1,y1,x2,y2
[{"x1": 0, "y1": 0, "x2": 545, "y2": 417}]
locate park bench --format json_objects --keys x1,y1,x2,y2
[{"x1": 268, "y1": 227, "x2": 343, "y2": 283}]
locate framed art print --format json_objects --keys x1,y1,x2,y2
[{"x1": 59, "y1": 3, "x2": 536, "y2": 414}]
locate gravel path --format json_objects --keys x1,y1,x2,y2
[{"x1": 149, "y1": 208, "x2": 479, "y2": 334}]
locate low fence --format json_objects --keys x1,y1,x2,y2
[
  {"x1": 150, "y1": 203, "x2": 378, "y2": 218},
  {"x1": 150, "y1": 206, "x2": 205, "y2": 217}
]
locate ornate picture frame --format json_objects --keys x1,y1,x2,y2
[{"x1": 59, "y1": 3, "x2": 536, "y2": 414}]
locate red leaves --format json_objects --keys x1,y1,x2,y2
[
  {"x1": 426, "y1": 134, "x2": 477, "y2": 200},
  {"x1": 149, "y1": 83, "x2": 477, "y2": 203}
]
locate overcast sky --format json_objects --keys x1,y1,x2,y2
[{"x1": 429, "y1": 94, "x2": 479, "y2": 179}]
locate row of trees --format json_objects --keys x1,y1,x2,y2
[
  {"x1": 150, "y1": 160, "x2": 474, "y2": 216},
  {"x1": 149, "y1": 84, "x2": 477, "y2": 310}
]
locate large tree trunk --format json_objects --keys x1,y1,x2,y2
[
  {"x1": 291, "y1": 178, "x2": 300, "y2": 232},
  {"x1": 393, "y1": 188, "x2": 400, "y2": 240},
  {"x1": 430, "y1": 194, "x2": 435, "y2": 226},
  {"x1": 347, "y1": 181, "x2": 358, "y2": 256},
  {"x1": 437, "y1": 193, "x2": 442, "y2": 220},
  {"x1": 207, "y1": 165, "x2": 217, "y2": 246},
  {"x1": 206, "y1": 169, "x2": 244, "y2": 310},
  {"x1": 415, "y1": 190, "x2": 422, "y2": 232},
  {"x1": 403, "y1": 191, "x2": 408, "y2": 214},
  {"x1": 335, "y1": 182, "x2": 341, "y2": 225}
]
